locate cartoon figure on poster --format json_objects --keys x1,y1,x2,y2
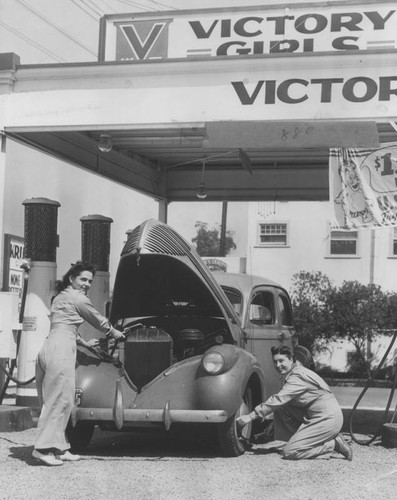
[
  {"x1": 334, "y1": 159, "x2": 378, "y2": 227},
  {"x1": 331, "y1": 146, "x2": 397, "y2": 229}
]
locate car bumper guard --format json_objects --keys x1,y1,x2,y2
[{"x1": 71, "y1": 379, "x2": 228, "y2": 431}]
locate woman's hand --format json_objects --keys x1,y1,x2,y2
[
  {"x1": 236, "y1": 414, "x2": 252, "y2": 429},
  {"x1": 109, "y1": 328, "x2": 125, "y2": 341},
  {"x1": 84, "y1": 338, "x2": 100, "y2": 348}
]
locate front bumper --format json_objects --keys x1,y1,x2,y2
[
  {"x1": 71, "y1": 380, "x2": 228, "y2": 431},
  {"x1": 72, "y1": 406, "x2": 228, "y2": 427}
]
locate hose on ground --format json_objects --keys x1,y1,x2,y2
[{"x1": 348, "y1": 330, "x2": 397, "y2": 445}]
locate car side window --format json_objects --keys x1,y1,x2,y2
[
  {"x1": 249, "y1": 291, "x2": 274, "y2": 325},
  {"x1": 278, "y1": 294, "x2": 293, "y2": 326},
  {"x1": 222, "y1": 287, "x2": 243, "y2": 316}
]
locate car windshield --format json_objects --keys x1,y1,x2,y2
[{"x1": 221, "y1": 286, "x2": 243, "y2": 317}]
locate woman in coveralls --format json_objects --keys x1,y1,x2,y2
[
  {"x1": 32, "y1": 262, "x2": 125, "y2": 466},
  {"x1": 237, "y1": 345, "x2": 353, "y2": 461}
]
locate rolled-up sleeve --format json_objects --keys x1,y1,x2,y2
[{"x1": 74, "y1": 294, "x2": 113, "y2": 334}]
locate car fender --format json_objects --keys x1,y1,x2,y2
[
  {"x1": 195, "y1": 344, "x2": 265, "y2": 416},
  {"x1": 74, "y1": 348, "x2": 137, "y2": 408}
]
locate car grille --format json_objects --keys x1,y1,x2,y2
[
  {"x1": 122, "y1": 219, "x2": 190, "y2": 257},
  {"x1": 123, "y1": 326, "x2": 173, "y2": 390}
]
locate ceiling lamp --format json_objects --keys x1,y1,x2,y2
[
  {"x1": 98, "y1": 133, "x2": 113, "y2": 153},
  {"x1": 239, "y1": 148, "x2": 253, "y2": 174},
  {"x1": 196, "y1": 160, "x2": 208, "y2": 199}
]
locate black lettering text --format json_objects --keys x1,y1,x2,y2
[
  {"x1": 189, "y1": 20, "x2": 219, "y2": 39},
  {"x1": 331, "y1": 12, "x2": 363, "y2": 32},
  {"x1": 234, "y1": 17, "x2": 263, "y2": 37},
  {"x1": 295, "y1": 14, "x2": 327, "y2": 34},
  {"x1": 332, "y1": 36, "x2": 359, "y2": 50},
  {"x1": 342, "y1": 77, "x2": 378, "y2": 102},
  {"x1": 277, "y1": 79, "x2": 308, "y2": 104},
  {"x1": 231, "y1": 81, "x2": 264, "y2": 105},
  {"x1": 365, "y1": 10, "x2": 395, "y2": 30},
  {"x1": 311, "y1": 78, "x2": 344, "y2": 102},
  {"x1": 379, "y1": 77, "x2": 397, "y2": 101}
]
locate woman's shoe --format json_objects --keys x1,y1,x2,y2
[
  {"x1": 56, "y1": 450, "x2": 81, "y2": 461},
  {"x1": 334, "y1": 434, "x2": 353, "y2": 461},
  {"x1": 32, "y1": 449, "x2": 64, "y2": 466}
]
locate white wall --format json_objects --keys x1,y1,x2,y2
[
  {"x1": 3, "y1": 139, "x2": 158, "y2": 290},
  {"x1": 246, "y1": 201, "x2": 397, "y2": 293}
]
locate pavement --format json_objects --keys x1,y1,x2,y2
[{"x1": 1, "y1": 382, "x2": 396, "y2": 435}]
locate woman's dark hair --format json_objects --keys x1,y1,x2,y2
[
  {"x1": 55, "y1": 261, "x2": 96, "y2": 293},
  {"x1": 271, "y1": 345, "x2": 295, "y2": 360}
]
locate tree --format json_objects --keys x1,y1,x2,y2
[
  {"x1": 290, "y1": 271, "x2": 335, "y2": 351},
  {"x1": 328, "y1": 281, "x2": 394, "y2": 377},
  {"x1": 192, "y1": 221, "x2": 236, "y2": 257},
  {"x1": 290, "y1": 272, "x2": 397, "y2": 377}
]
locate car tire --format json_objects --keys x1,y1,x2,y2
[
  {"x1": 66, "y1": 420, "x2": 95, "y2": 452},
  {"x1": 217, "y1": 387, "x2": 252, "y2": 457}
]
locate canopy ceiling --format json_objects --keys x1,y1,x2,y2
[{"x1": 7, "y1": 120, "x2": 396, "y2": 203}]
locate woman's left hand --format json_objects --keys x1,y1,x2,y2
[
  {"x1": 236, "y1": 414, "x2": 252, "y2": 428},
  {"x1": 85, "y1": 338, "x2": 100, "y2": 348},
  {"x1": 110, "y1": 328, "x2": 125, "y2": 341}
]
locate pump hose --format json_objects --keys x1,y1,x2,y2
[
  {"x1": 348, "y1": 330, "x2": 397, "y2": 445},
  {"x1": 0, "y1": 265, "x2": 35, "y2": 404},
  {"x1": 0, "y1": 362, "x2": 35, "y2": 386}
]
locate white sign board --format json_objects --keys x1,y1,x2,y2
[
  {"x1": 100, "y1": 2, "x2": 397, "y2": 61},
  {"x1": 2, "y1": 234, "x2": 25, "y2": 308}
]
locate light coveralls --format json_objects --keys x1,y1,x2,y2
[
  {"x1": 34, "y1": 287, "x2": 114, "y2": 451},
  {"x1": 254, "y1": 364, "x2": 343, "y2": 460}
]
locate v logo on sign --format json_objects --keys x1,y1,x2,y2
[{"x1": 120, "y1": 22, "x2": 168, "y2": 60}]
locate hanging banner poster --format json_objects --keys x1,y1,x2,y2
[{"x1": 329, "y1": 144, "x2": 397, "y2": 229}]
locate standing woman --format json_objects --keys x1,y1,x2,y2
[
  {"x1": 32, "y1": 261, "x2": 125, "y2": 466},
  {"x1": 237, "y1": 345, "x2": 353, "y2": 461}
]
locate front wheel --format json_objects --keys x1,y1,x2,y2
[
  {"x1": 66, "y1": 420, "x2": 95, "y2": 452},
  {"x1": 217, "y1": 387, "x2": 252, "y2": 457}
]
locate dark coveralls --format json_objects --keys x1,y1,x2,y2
[{"x1": 254, "y1": 364, "x2": 343, "y2": 460}]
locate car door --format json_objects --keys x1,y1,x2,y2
[{"x1": 244, "y1": 286, "x2": 296, "y2": 397}]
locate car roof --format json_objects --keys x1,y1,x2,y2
[{"x1": 212, "y1": 271, "x2": 288, "y2": 296}]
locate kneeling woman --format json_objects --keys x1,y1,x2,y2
[{"x1": 237, "y1": 345, "x2": 353, "y2": 461}]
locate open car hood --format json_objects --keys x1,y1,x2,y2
[{"x1": 110, "y1": 219, "x2": 240, "y2": 331}]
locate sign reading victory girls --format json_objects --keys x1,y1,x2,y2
[
  {"x1": 99, "y1": 2, "x2": 396, "y2": 61},
  {"x1": 329, "y1": 145, "x2": 397, "y2": 229}
]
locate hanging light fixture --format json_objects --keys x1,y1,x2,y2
[
  {"x1": 196, "y1": 159, "x2": 208, "y2": 199},
  {"x1": 97, "y1": 133, "x2": 113, "y2": 153},
  {"x1": 239, "y1": 148, "x2": 253, "y2": 175}
]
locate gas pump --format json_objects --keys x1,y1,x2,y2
[
  {"x1": 78, "y1": 215, "x2": 113, "y2": 341},
  {"x1": 15, "y1": 198, "x2": 60, "y2": 407},
  {"x1": 0, "y1": 260, "x2": 29, "y2": 404}
]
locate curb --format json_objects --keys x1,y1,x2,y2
[
  {"x1": 341, "y1": 407, "x2": 395, "y2": 434},
  {"x1": 0, "y1": 406, "x2": 35, "y2": 432}
]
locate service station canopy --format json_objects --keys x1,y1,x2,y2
[
  {"x1": 3, "y1": 2, "x2": 397, "y2": 202},
  {"x1": 6, "y1": 120, "x2": 396, "y2": 203}
]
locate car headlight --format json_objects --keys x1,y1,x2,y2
[{"x1": 202, "y1": 351, "x2": 225, "y2": 374}]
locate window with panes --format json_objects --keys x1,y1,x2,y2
[
  {"x1": 259, "y1": 223, "x2": 288, "y2": 246},
  {"x1": 330, "y1": 229, "x2": 358, "y2": 255}
]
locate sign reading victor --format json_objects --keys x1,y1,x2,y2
[{"x1": 100, "y1": 3, "x2": 396, "y2": 61}]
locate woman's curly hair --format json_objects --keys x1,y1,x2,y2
[{"x1": 55, "y1": 261, "x2": 96, "y2": 293}]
